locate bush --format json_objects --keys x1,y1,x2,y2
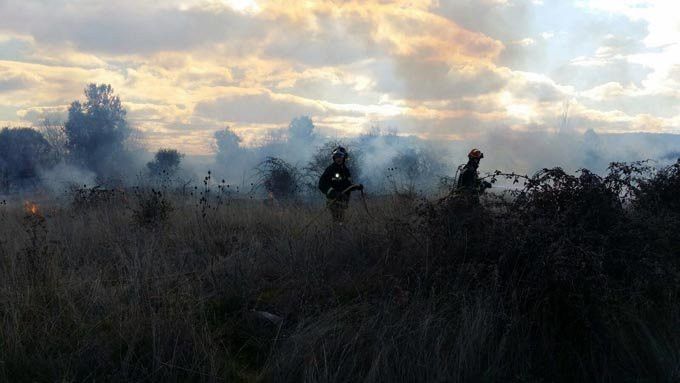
[
  {"x1": 635, "y1": 159, "x2": 680, "y2": 214},
  {"x1": 147, "y1": 149, "x2": 183, "y2": 177},
  {"x1": 254, "y1": 157, "x2": 302, "y2": 200},
  {"x1": 131, "y1": 188, "x2": 174, "y2": 227}
]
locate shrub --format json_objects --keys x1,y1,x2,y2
[{"x1": 131, "y1": 188, "x2": 174, "y2": 227}]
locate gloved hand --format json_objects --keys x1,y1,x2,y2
[
  {"x1": 482, "y1": 181, "x2": 492, "y2": 189},
  {"x1": 355, "y1": 183, "x2": 364, "y2": 191}
]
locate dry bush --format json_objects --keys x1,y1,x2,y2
[
  {"x1": 70, "y1": 184, "x2": 127, "y2": 211},
  {"x1": 254, "y1": 157, "x2": 302, "y2": 200},
  {"x1": 131, "y1": 187, "x2": 174, "y2": 227}
]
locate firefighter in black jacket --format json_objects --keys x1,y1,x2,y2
[
  {"x1": 456, "y1": 148, "x2": 491, "y2": 203},
  {"x1": 318, "y1": 146, "x2": 363, "y2": 222}
]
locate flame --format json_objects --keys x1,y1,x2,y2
[{"x1": 23, "y1": 201, "x2": 41, "y2": 217}]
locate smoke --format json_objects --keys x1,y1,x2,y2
[
  {"x1": 38, "y1": 162, "x2": 97, "y2": 195},
  {"x1": 207, "y1": 120, "x2": 451, "y2": 196},
  {"x1": 151, "y1": 114, "x2": 680, "y2": 199},
  {"x1": 4, "y1": 113, "x2": 680, "y2": 200}
]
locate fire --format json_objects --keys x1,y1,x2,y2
[{"x1": 23, "y1": 201, "x2": 42, "y2": 217}]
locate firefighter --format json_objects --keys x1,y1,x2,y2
[
  {"x1": 456, "y1": 148, "x2": 491, "y2": 202},
  {"x1": 318, "y1": 146, "x2": 363, "y2": 223}
]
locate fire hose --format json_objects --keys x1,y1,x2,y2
[
  {"x1": 291, "y1": 184, "x2": 367, "y2": 238},
  {"x1": 359, "y1": 188, "x2": 375, "y2": 220}
]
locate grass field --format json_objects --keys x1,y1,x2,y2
[{"x1": 0, "y1": 164, "x2": 678, "y2": 382}]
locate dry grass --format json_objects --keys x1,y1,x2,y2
[{"x1": 0, "y1": 173, "x2": 678, "y2": 382}]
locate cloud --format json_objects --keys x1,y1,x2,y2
[
  {"x1": 275, "y1": 70, "x2": 381, "y2": 105},
  {"x1": 0, "y1": 60, "x2": 127, "y2": 106},
  {"x1": 389, "y1": 59, "x2": 507, "y2": 101},
  {"x1": 194, "y1": 91, "x2": 326, "y2": 124},
  {"x1": 0, "y1": 33, "x2": 34, "y2": 61},
  {"x1": 262, "y1": 12, "x2": 374, "y2": 66},
  {"x1": 0, "y1": 1, "x2": 265, "y2": 55},
  {"x1": 0, "y1": 69, "x2": 39, "y2": 92},
  {"x1": 0, "y1": 0, "x2": 678, "y2": 157},
  {"x1": 554, "y1": 57, "x2": 652, "y2": 90},
  {"x1": 442, "y1": 0, "x2": 653, "y2": 77},
  {"x1": 433, "y1": 0, "x2": 536, "y2": 43},
  {"x1": 15, "y1": 106, "x2": 69, "y2": 124},
  {"x1": 506, "y1": 71, "x2": 571, "y2": 103}
]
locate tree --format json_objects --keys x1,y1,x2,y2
[
  {"x1": 214, "y1": 127, "x2": 243, "y2": 164},
  {"x1": 387, "y1": 147, "x2": 445, "y2": 195},
  {"x1": 582, "y1": 128, "x2": 604, "y2": 171},
  {"x1": 288, "y1": 116, "x2": 315, "y2": 141},
  {"x1": 0, "y1": 128, "x2": 57, "y2": 192},
  {"x1": 147, "y1": 148, "x2": 184, "y2": 177},
  {"x1": 213, "y1": 127, "x2": 256, "y2": 185},
  {"x1": 38, "y1": 118, "x2": 69, "y2": 162},
  {"x1": 64, "y1": 84, "x2": 131, "y2": 177}
]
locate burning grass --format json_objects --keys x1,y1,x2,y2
[{"x1": 0, "y1": 161, "x2": 678, "y2": 382}]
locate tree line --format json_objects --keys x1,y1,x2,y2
[{"x1": 0, "y1": 83, "x2": 448, "y2": 196}]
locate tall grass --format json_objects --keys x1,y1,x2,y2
[{"x1": 0, "y1": 161, "x2": 678, "y2": 382}]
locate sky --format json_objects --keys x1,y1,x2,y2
[{"x1": 0, "y1": 0, "x2": 679, "y2": 154}]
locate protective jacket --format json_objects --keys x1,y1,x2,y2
[
  {"x1": 318, "y1": 162, "x2": 353, "y2": 199},
  {"x1": 457, "y1": 161, "x2": 479, "y2": 192},
  {"x1": 457, "y1": 160, "x2": 491, "y2": 194}
]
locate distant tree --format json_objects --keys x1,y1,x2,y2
[
  {"x1": 255, "y1": 117, "x2": 317, "y2": 166},
  {"x1": 213, "y1": 127, "x2": 257, "y2": 185},
  {"x1": 64, "y1": 84, "x2": 131, "y2": 177},
  {"x1": 387, "y1": 147, "x2": 445, "y2": 194},
  {"x1": 147, "y1": 148, "x2": 183, "y2": 177},
  {"x1": 288, "y1": 116, "x2": 315, "y2": 141},
  {"x1": 0, "y1": 127, "x2": 57, "y2": 192},
  {"x1": 359, "y1": 125, "x2": 399, "y2": 145},
  {"x1": 582, "y1": 128, "x2": 604, "y2": 171},
  {"x1": 38, "y1": 118, "x2": 69, "y2": 161},
  {"x1": 214, "y1": 127, "x2": 243, "y2": 164}
]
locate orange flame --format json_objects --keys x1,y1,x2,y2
[{"x1": 23, "y1": 201, "x2": 41, "y2": 217}]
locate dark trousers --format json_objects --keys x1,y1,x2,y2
[{"x1": 327, "y1": 196, "x2": 349, "y2": 222}]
